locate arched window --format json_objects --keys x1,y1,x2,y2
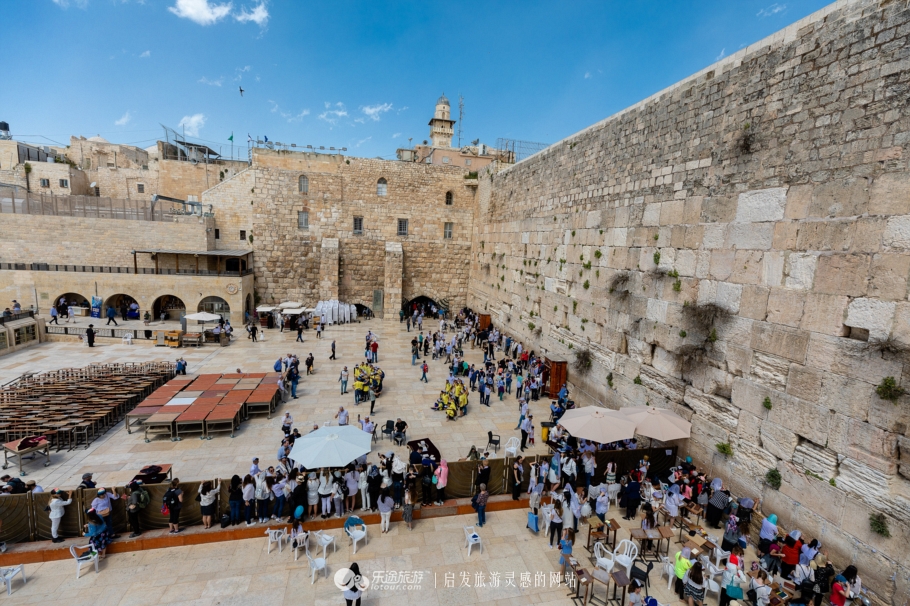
[
  {"x1": 298, "y1": 175, "x2": 309, "y2": 194},
  {"x1": 445, "y1": 191, "x2": 453, "y2": 205},
  {"x1": 377, "y1": 178, "x2": 387, "y2": 197}
]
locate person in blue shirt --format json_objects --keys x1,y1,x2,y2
[
  {"x1": 105, "y1": 305, "x2": 118, "y2": 326},
  {"x1": 557, "y1": 384, "x2": 569, "y2": 405}
]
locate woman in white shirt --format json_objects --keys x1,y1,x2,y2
[
  {"x1": 358, "y1": 465, "x2": 369, "y2": 511},
  {"x1": 548, "y1": 502, "x2": 564, "y2": 548},
  {"x1": 595, "y1": 487, "x2": 610, "y2": 522},
  {"x1": 48, "y1": 489, "x2": 72, "y2": 543},
  {"x1": 665, "y1": 483, "x2": 683, "y2": 528},
  {"x1": 562, "y1": 456, "x2": 577, "y2": 487},
  {"x1": 242, "y1": 475, "x2": 256, "y2": 526},
  {"x1": 317, "y1": 471, "x2": 333, "y2": 519},
  {"x1": 306, "y1": 472, "x2": 320, "y2": 518}
]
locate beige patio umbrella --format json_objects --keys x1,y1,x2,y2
[
  {"x1": 619, "y1": 406, "x2": 691, "y2": 442},
  {"x1": 557, "y1": 407, "x2": 638, "y2": 445}
]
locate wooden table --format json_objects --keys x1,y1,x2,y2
[
  {"x1": 143, "y1": 413, "x2": 179, "y2": 442},
  {"x1": 589, "y1": 567, "x2": 612, "y2": 606},
  {"x1": 747, "y1": 571, "x2": 794, "y2": 605},
  {"x1": 2, "y1": 437, "x2": 50, "y2": 476},
  {"x1": 205, "y1": 406, "x2": 242, "y2": 439},
  {"x1": 603, "y1": 518, "x2": 620, "y2": 550},
  {"x1": 125, "y1": 406, "x2": 162, "y2": 434},
  {"x1": 586, "y1": 520, "x2": 607, "y2": 552},
  {"x1": 609, "y1": 569, "x2": 630, "y2": 606},
  {"x1": 131, "y1": 463, "x2": 173, "y2": 484},
  {"x1": 630, "y1": 527, "x2": 665, "y2": 561},
  {"x1": 569, "y1": 562, "x2": 593, "y2": 605},
  {"x1": 684, "y1": 534, "x2": 717, "y2": 560},
  {"x1": 685, "y1": 502, "x2": 704, "y2": 526}
]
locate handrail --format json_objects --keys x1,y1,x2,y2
[{"x1": 0, "y1": 263, "x2": 253, "y2": 277}]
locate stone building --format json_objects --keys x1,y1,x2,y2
[{"x1": 468, "y1": 0, "x2": 910, "y2": 600}]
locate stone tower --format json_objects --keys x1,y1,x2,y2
[{"x1": 428, "y1": 94, "x2": 455, "y2": 148}]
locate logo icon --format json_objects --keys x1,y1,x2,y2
[{"x1": 334, "y1": 567, "x2": 370, "y2": 593}]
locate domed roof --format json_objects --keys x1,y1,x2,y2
[
  {"x1": 87, "y1": 135, "x2": 109, "y2": 143},
  {"x1": 436, "y1": 93, "x2": 450, "y2": 106}
]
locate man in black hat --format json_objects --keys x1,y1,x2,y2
[{"x1": 86, "y1": 324, "x2": 96, "y2": 347}]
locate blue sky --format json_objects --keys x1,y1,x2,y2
[{"x1": 2, "y1": 0, "x2": 831, "y2": 160}]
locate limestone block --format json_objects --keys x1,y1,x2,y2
[
  {"x1": 728, "y1": 250, "x2": 764, "y2": 285},
  {"x1": 726, "y1": 222, "x2": 774, "y2": 250},
  {"x1": 760, "y1": 420, "x2": 800, "y2": 459},
  {"x1": 791, "y1": 441, "x2": 839, "y2": 478},
  {"x1": 723, "y1": 343, "x2": 753, "y2": 378},
  {"x1": 899, "y1": 436, "x2": 910, "y2": 480},
  {"x1": 867, "y1": 387, "x2": 910, "y2": 434},
  {"x1": 697, "y1": 280, "x2": 717, "y2": 306},
  {"x1": 731, "y1": 377, "x2": 773, "y2": 418},
  {"x1": 814, "y1": 254, "x2": 870, "y2": 296},
  {"x1": 646, "y1": 298, "x2": 668, "y2": 323},
  {"x1": 738, "y1": 410, "x2": 762, "y2": 440},
  {"x1": 785, "y1": 184, "x2": 812, "y2": 220},
  {"x1": 652, "y1": 346, "x2": 682, "y2": 378},
  {"x1": 702, "y1": 224, "x2": 726, "y2": 249},
  {"x1": 845, "y1": 297, "x2": 896, "y2": 341},
  {"x1": 750, "y1": 351, "x2": 791, "y2": 391},
  {"x1": 765, "y1": 288, "x2": 804, "y2": 327},
  {"x1": 757, "y1": 482, "x2": 799, "y2": 534},
  {"x1": 675, "y1": 249, "x2": 697, "y2": 276},
  {"x1": 709, "y1": 250, "x2": 735, "y2": 280},
  {"x1": 783, "y1": 252, "x2": 816, "y2": 290},
  {"x1": 642, "y1": 203, "x2": 661, "y2": 226},
  {"x1": 835, "y1": 458, "x2": 906, "y2": 518},
  {"x1": 779, "y1": 464, "x2": 846, "y2": 524},
  {"x1": 883, "y1": 215, "x2": 910, "y2": 249},
  {"x1": 683, "y1": 197, "x2": 702, "y2": 224},
  {"x1": 767, "y1": 394, "x2": 829, "y2": 446},
  {"x1": 716, "y1": 282, "x2": 742, "y2": 314},
  {"x1": 762, "y1": 251, "x2": 784, "y2": 287},
  {"x1": 786, "y1": 364, "x2": 823, "y2": 402},
  {"x1": 657, "y1": 247, "x2": 676, "y2": 272},
  {"x1": 868, "y1": 253, "x2": 910, "y2": 301},
  {"x1": 726, "y1": 437, "x2": 779, "y2": 495},
  {"x1": 684, "y1": 387, "x2": 739, "y2": 432},
  {"x1": 818, "y1": 372, "x2": 874, "y2": 421},
  {"x1": 684, "y1": 225, "x2": 704, "y2": 249},
  {"x1": 735, "y1": 187, "x2": 787, "y2": 223},
  {"x1": 750, "y1": 322, "x2": 809, "y2": 363},
  {"x1": 808, "y1": 178, "x2": 869, "y2": 218},
  {"x1": 690, "y1": 416, "x2": 731, "y2": 455},
  {"x1": 869, "y1": 171, "x2": 910, "y2": 215},
  {"x1": 772, "y1": 221, "x2": 799, "y2": 250},
  {"x1": 739, "y1": 285, "x2": 769, "y2": 320},
  {"x1": 639, "y1": 365, "x2": 686, "y2": 403},
  {"x1": 660, "y1": 200, "x2": 684, "y2": 226},
  {"x1": 695, "y1": 250, "x2": 712, "y2": 278},
  {"x1": 827, "y1": 414, "x2": 898, "y2": 474},
  {"x1": 799, "y1": 293, "x2": 849, "y2": 336},
  {"x1": 627, "y1": 337, "x2": 653, "y2": 365},
  {"x1": 701, "y1": 196, "x2": 737, "y2": 223}
]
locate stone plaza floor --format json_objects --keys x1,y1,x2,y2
[
  {"x1": 0, "y1": 318, "x2": 553, "y2": 493},
  {"x1": 1, "y1": 506, "x2": 700, "y2": 606}
]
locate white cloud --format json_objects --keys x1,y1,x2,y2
[
  {"x1": 396, "y1": 106, "x2": 409, "y2": 114},
  {"x1": 168, "y1": 0, "x2": 232, "y2": 26},
  {"x1": 178, "y1": 113, "x2": 206, "y2": 137},
  {"x1": 52, "y1": 0, "x2": 89, "y2": 8},
  {"x1": 235, "y1": 2, "x2": 269, "y2": 26},
  {"x1": 234, "y1": 65, "x2": 251, "y2": 81},
  {"x1": 198, "y1": 76, "x2": 223, "y2": 86},
  {"x1": 353, "y1": 118, "x2": 366, "y2": 124},
  {"x1": 269, "y1": 101, "x2": 310, "y2": 123},
  {"x1": 361, "y1": 103, "x2": 393, "y2": 122},
  {"x1": 757, "y1": 3, "x2": 786, "y2": 17},
  {"x1": 584, "y1": 72, "x2": 591, "y2": 79},
  {"x1": 139, "y1": 50, "x2": 151, "y2": 58},
  {"x1": 114, "y1": 111, "x2": 132, "y2": 126},
  {"x1": 715, "y1": 48, "x2": 726, "y2": 61},
  {"x1": 356, "y1": 137, "x2": 371, "y2": 148},
  {"x1": 319, "y1": 102, "x2": 348, "y2": 126},
  {"x1": 392, "y1": 133, "x2": 401, "y2": 139}
]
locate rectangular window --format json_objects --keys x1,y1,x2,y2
[
  {"x1": 39, "y1": 179, "x2": 50, "y2": 188},
  {"x1": 94, "y1": 186, "x2": 100, "y2": 197},
  {"x1": 442, "y1": 156, "x2": 450, "y2": 164},
  {"x1": 397, "y1": 219, "x2": 408, "y2": 236},
  {"x1": 240, "y1": 230, "x2": 247, "y2": 240},
  {"x1": 353, "y1": 216, "x2": 363, "y2": 235},
  {"x1": 465, "y1": 159, "x2": 472, "y2": 166},
  {"x1": 59, "y1": 179, "x2": 69, "y2": 188},
  {"x1": 298, "y1": 210, "x2": 309, "y2": 229},
  {"x1": 214, "y1": 229, "x2": 220, "y2": 239},
  {"x1": 444, "y1": 222, "x2": 453, "y2": 239},
  {"x1": 137, "y1": 183, "x2": 145, "y2": 193}
]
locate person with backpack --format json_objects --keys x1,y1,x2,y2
[
  {"x1": 162, "y1": 478, "x2": 184, "y2": 534},
  {"x1": 420, "y1": 361, "x2": 429, "y2": 383},
  {"x1": 125, "y1": 481, "x2": 149, "y2": 538}
]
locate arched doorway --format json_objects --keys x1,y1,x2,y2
[
  {"x1": 354, "y1": 303, "x2": 373, "y2": 319},
  {"x1": 52, "y1": 293, "x2": 90, "y2": 317},
  {"x1": 403, "y1": 295, "x2": 446, "y2": 318},
  {"x1": 102, "y1": 293, "x2": 139, "y2": 320},
  {"x1": 152, "y1": 295, "x2": 186, "y2": 322},
  {"x1": 198, "y1": 296, "x2": 230, "y2": 320}
]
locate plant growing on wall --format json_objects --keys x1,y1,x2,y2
[
  {"x1": 765, "y1": 468, "x2": 782, "y2": 490},
  {"x1": 633, "y1": 375, "x2": 642, "y2": 385},
  {"x1": 594, "y1": 250, "x2": 602, "y2": 259},
  {"x1": 763, "y1": 397, "x2": 773, "y2": 410},
  {"x1": 528, "y1": 322, "x2": 535, "y2": 331},
  {"x1": 869, "y1": 513, "x2": 891, "y2": 538},
  {"x1": 738, "y1": 123, "x2": 756, "y2": 154},
  {"x1": 608, "y1": 271, "x2": 630, "y2": 295},
  {"x1": 248, "y1": 234, "x2": 254, "y2": 243},
  {"x1": 673, "y1": 279, "x2": 682, "y2": 292},
  {"x1": 607, "y1": 372, "x2": 614, "y2": 388},
  {"x1": 583, "y1": 280, "x2": 590, "y2": 290},
  {"x1": 876, "y1": 377, "x2": 905, "y2": 402},
  {"x1": 715, "y1": 442, "x2": 734, "y2": 456},
  {"x1": 572, "y1": 300, "x2": 578, "y2": 313},
  {"x1": 574, "y1": 347, "x2": 594, "y2": 375},
  {"x1": 653, "y1": 251, "x2": 661, "y2": 266},
  {"x1": 679, "y1": 330, "x2": 687, "y2": 338}
]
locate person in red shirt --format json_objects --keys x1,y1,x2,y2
[
  {"x1": 370, "y1": 340, "x2": 379, "y2": 363},
  {"x1": 829, "y1": 575, "x2": 849, "y2": 606},
  {"x1": 780, "y1": 531, "x2": 803, "y2": 578}
]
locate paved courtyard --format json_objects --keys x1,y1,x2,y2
[
  {"x1": 1, "y1": 507, "x2": 696, "y2": 606},
  {"x1": 0, "y1": 319, "x2": 552, "y2": 489}
]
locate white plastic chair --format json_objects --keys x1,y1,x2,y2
[
  {"x1": 706, "y1": 578, "x2": 721, "y2": 601},
  {"x1": 504, "y1": 437, "x2": 520, "y2": 457},
  {"x1": 0, "y1": 565, "x2": 26, "y2": 595},
  {"x1": 292, "y1": 529, "x2": 309, "y2": 562},
  {"x1": 305, "y1": 542, "x2": 327, "y2": 583},
  {"x1": 266, "y1": 527, "x2": 287, "y2": 554},
  {"x1": 540, "y1": 504, "x2": 554, "y2": 535},
  {"x1": 660, "y1": 561, "x2": 674, "y2": 589},
  {"x1": 463, "y1": 526, "x2": 483, "y2": 556},
  {"x1": 70, "y1": 545, "x2": 99, "y2": 579},
  {"x1": 705, "y1": 561, "x2": 724, "y2": 580},
  {"x1": 313, "y1": 530, "x2": 336, "y2": 559},
  {"x1": 614, "y1": 539, "x2": 639, "y2": 576},
  {"x1": 593, "y1": 542, "x2": 615, "y2": 573},
  {"x1": 713, "y1": 546, "x2": 731, "y2": 568},
  {"x1": 121, "y1": 333, "x2": 132, "y2": 345},
  {"x1": 345, "y1": 524, "x2": 368, "y2": 554},
  {"x1": 607, "y1": 483, "x2": 622, "y2": 505}
]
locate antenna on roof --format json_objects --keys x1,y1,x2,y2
[{"x1": 458, "y1": 95, "x2": 464, "y2": 148}]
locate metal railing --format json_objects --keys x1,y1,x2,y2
[
  {"x1": 0, "y1": 186, "x2": 198, "y2": 222},
  {"x1": 0, "y1": 311, "x2": 34, "y2": 326},
  {"x1": 0, "y1": 263, "x2": 253, "y2": 277}
]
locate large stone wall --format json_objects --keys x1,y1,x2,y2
[
  {"x1": 206, "y1": 148, "x2": 474, "y2": 312},
  {"x1": 468, "y1": 0, "x2": 910, "y2": 601}
]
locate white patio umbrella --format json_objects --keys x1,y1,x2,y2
[
  {"x1": 288, "y1": 425, "x2": 371, "y2": 469},
  {"x1": 279, "y1": 301, "x2": 302, "y2": 309},
  {"x1": 619, "y1": 406, "x2": 691, "y2": 442},
  {"x1": 556, "y1": 407, "x2": 638, "y2": 445},
  {"x1": 183, "y1": 312, "x2": 222, "y2": 322}
]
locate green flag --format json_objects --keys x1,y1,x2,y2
[{"x1": 228, "y1": 133, "x2": 234, "y2": 142}]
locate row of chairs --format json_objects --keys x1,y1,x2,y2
[{"x1": 265, "y1": 524, "x2": 367, "y2": 584}]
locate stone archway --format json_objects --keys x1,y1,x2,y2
[{"x1": 152, "y1": 295, "x2": 186, "y2": 321}]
